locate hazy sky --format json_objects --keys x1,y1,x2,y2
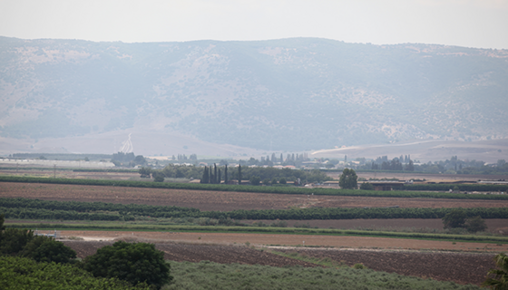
[{"x1": 1, "y1": 0, "x2": 507, "y2": 49}]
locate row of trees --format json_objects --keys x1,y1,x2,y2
[
  {"x1": 200, "y1": 164, "x2": 228, "y2": 184},
  {"x1": 142, "y1": 164, "x2": 333, "y2": 185},
  {"x1": 371, "y1": 159, "x2": 414, "y2": 171}
]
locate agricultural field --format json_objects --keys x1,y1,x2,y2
[
  {"x1": 1, "y1": 182, "x2": 507, "y2": 211},
  {"x1": 60, "y1": 235, "x2": 498, "y2": 286},
  {"x1": 58, "y1": 231, "x2": 508, "y2": 253},
  {"x1": 2, "y1": 173, "x2": 507, "y2": 288}
]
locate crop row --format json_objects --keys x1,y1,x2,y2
[
  {"x1": 1, "y1": 176, "x2": 508, "y2": 200},
  {"x1": 2, "y1": 197, "x2": 508, "y2": 221},
  {"x1": 207, "y1": 207, "x2": 508, "y2": 220},
  {"x1": 0, "y1": 197, "x2": 199, "y2": 216}
]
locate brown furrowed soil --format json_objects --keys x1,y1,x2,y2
[
  {"x1": 60, "y1": 231, "x2": 502, "y2": 286},
  {"x1": 2, "y1": 182, "x2": 507, "y2": 211}
]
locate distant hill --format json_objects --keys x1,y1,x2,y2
[{"x1": 1, "y1": 36, "x2": 507, "y2": 154}]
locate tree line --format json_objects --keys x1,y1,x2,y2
[{"x1": 140, "y1": 164, "x2": 332, "y2": 184}]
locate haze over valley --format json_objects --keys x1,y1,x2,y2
[{"x1": 1, "y1": 36, "x2": 507, "y2": 160}]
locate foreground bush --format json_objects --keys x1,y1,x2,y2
[
  {"x1": 0, "y1": 256, "x2": 150, "y2": 290},
  {"x1": 483, "y1": 253, "x2": 508, "y2": 290},
  {"x1": 0, "y1": 218, "x2": 76, "y2": 264},
  {"x1": 84, "y1": 241, "x2": 172, "y2": 289}
]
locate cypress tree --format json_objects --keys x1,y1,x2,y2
[
  {"x1": 238, "y1": 165, "x2": 242, "y2": 185},
  {"x1": 224, "y1": 165, "x2": 228, "y2": 185},
  {"x1": 209, "y1": 166, "x2": 214, "y2": 184},
  {"x1": 214, "y1": 163, "x2": 217, "y2": 184},
  {"x1": 200, "y1": 166, "x2": 209, "y2": 184},
  {"x1": 218, "y1": 169, "x2": 221, "y2": 184}
]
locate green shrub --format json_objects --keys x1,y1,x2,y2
[
  {"x1": 0, "y1": 228, "x2": 34, "y2": 256},
  {"x1": 26, "y1": 238, "x2": 77, "y2": 264},
  {"x1": 360, "y1": 182, "x2": 374, "y2": 190},
  {"x1": 353, "y1": 263, "x2": 366, "y2": 269},
  {"x1": 466, "y1": 216, "x2": 488, "y2": 233},
  {"x1": 84, "y1": 241, "x2": 171, "y2": 289}
]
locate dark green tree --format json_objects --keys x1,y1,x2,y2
[
  {"x1": 214, "y1": 163, "x2": 217, "y2": 184},
  {"x1": 139, "y1": 167, "x2": 152, "y2": 178},
  {"x1": 84, "y1": 241, "x2": 172, "y2": 289},
  {"x1": 442, "y1": 209, "x2": 467, "y2": 229},
  {"x1": 262, "y1": 178, "x2": 271, "y2": 186},
  {"x1": 0, "y1": 214, "x2": 5, "y2": 241},
  {"x1": 250, "y1": 176, "x2": 261, "y2": 186},
  {"x1": 23, "y1": 237, "x2": 77, "y2": 264},
  {"x1": 279, "y1": 177, "x2": 287, "y2": 184},
  {"x1": 0, "y1": 228, "x2": 34, "y2": 256},
  {"x1": 405, "y1": 160, "x2": 414, "y2": 171},
  {"x1": 200, "y1": 166, "x2": 209, "y2": 184},
  {"x1": 272, "y1": 178, "x2": 278, "y2": 185},
  {"x1": 152, "y1": 171, "x2": 165, "y2": 182},
  {"x1": 218, "y1": 169, "x2": 222, "y2": 184},
  {"x1": 224, "y1": 165, "x2": 228, "y2": 184},
  {"x1": 238, "y1": 165, "x2": 242, "y2": 184},
  {"x1": 465, "y1": 216, "x2": 487, "y2": 233},
  {"x1": 483, "y1": 253, "x2": 508, "y2": 289},
  {"x1": 359, "y1": 182, "x2": 374, "y2": 190},
  {"x1": 209, "y1": 166, "x2": 214, "y2": 184},
  {"x1": 339, "y1": 168, "x2": 358, "y2": 189}
]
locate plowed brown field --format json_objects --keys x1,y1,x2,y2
[
  {"x1": 60, "y1": 233, "x2": 501, "y2": 286},
  {"x1": 1, "y1": 182, "x2": 507, "y2": 211}
]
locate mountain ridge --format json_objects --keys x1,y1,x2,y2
[{"x1": 1, "y1": 36, "x2": 507, "y2": 154}]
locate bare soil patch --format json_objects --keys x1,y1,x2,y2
[{"x1": 2, "y1": 182, "x2": 507, "y2": 211}]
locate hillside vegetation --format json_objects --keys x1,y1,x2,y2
[{"x1": 1, "y1": 37, "x2": 507, "y2": 151}]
